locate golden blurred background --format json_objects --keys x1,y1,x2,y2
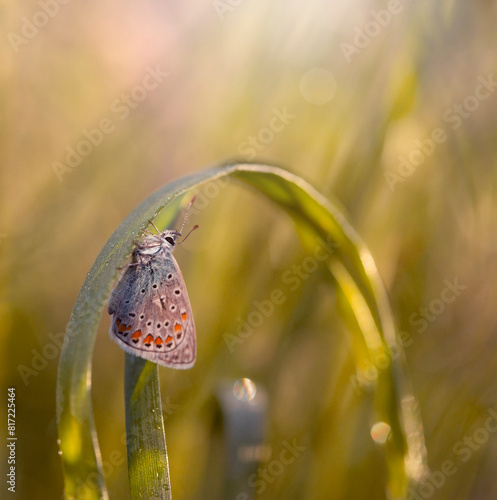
[{"x1": 1, "y1": 0, "x2": 497, "y2": 499}]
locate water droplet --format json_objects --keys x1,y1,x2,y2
[
  {"x1": 370, "y1": 421, "x2": 391, "y2": 444},
  {"x1": 233, "y1": 378, "x2": 257, "y2": 402}
]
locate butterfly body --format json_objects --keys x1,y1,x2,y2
[{"x1": 108, "y1": 229, "x2": 196, "y2": 369}]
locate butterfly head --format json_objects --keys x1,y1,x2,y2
[{"x1": 160, "y1": 229, "x2": 181, "y2": 248}]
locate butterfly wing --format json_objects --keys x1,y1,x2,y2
[{"x1": 108, "y1": 249, "x2": 196, "y2": 369}]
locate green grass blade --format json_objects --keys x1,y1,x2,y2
[
  {"x1": 233, "y1": 164, "x2": 427, "y2": 494},
  {"x1": 56, "y1": 167, "x2": 230, "y2": 499},
  {"x1": 125, "y1": 355, "x2": 171, "y2": 499},
  {"x1": 57, "y1": 162, "x2": 425, "y2": 499}
]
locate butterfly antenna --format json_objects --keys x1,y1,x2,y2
[
  {"x1": 177, "y1": 225, "x2": 199, "y2": 245},
  {"x1": 179, "y1": 194, "x2": 197, "y2": 235},
  {"x1": 144, "y1": 229, "x2": 162, "y2": 240},
  {"x1": 147, "y1": 219, "x2": 161, "y2": 234}
]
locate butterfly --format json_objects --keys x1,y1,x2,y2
[{"x1": 107, "y1": 199, "x2": 197, "y2": 369}]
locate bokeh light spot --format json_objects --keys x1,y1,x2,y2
[
  {"x1": 300, "y1": 68, "x2": 337, "y2": 105},
  {"x1": 233, "y1": 378, "x2": 257, "y2": 401},
  {"x1": 370, "y1": 421, "x2": 392, "y2": 444}
]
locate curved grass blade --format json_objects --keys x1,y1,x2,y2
[
  {"x1": 233, "y1": 165, "x2": 427, "y2": 494},
  {"x1": 56, "y1": 162, "x2": 426, "y2": 499},
  {"x1": 56, "y1": 168, "x2": 231, "y2": 499}
]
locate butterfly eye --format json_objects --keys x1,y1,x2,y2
[{"x1": 165, "y1": 236, "x2": 175, "y2": 245}]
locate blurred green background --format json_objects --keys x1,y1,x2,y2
[{"x1": 1, "y1": 0, "x2": 497, "y2": 498}]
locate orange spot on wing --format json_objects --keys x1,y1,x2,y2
[
  {"x1": 116, "y1": 319, "x2": 121, "y2": 327},
  {"x1": 181, "y1": 313, "x2": 187, "y2": 321},
  {"x1": 118, "y1": 323, "x2": 127, "y2": 332},
  {"x1": 174, "y1": 323, "x2": 182, "y2": 333},
  {"x1": 144, "y1": 334, "x2": 154, "y2": 346},
  {"x1": 131, "y1": 330, "x2": 142, "y2": 340},
  {"x1": 165, "y1": 335, "x2": 173, "y2": 343},
  {"x1": 125, "y1": 325, "x2": 132, "y2": 331},
  {"x1": 154, "y1": 337, "x2": 163, "y2": 346}
]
